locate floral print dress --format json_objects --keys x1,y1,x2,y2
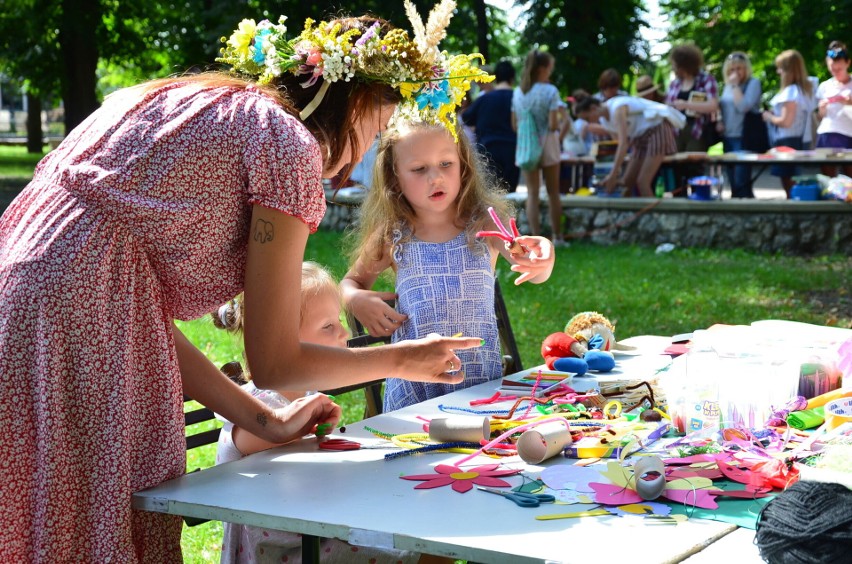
[{"x1": 0, "y1": 81, "x2": 325, "y2": 562}]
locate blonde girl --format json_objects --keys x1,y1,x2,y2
[
  {"x1": 342, "y1": 121, "x2": 555, "y2": 411},
  {"x1": 719, "y1": 51, "x2": 762, "y2": 198},
  {"x1": 762, "y1": 49, "x2": 815, "y2": 197}
]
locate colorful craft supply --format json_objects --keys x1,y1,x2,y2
[
  {"x1": 825, "y1": 396, "x2": 852, "y2": 431},
  {"x1": 400, "y1": 463, "x2": 522, "y2": 493},
  {"x1": 787, "y1": 406, "x2": 825, "y2": 430},
  {"x1": 475, "y1": 206, "x2": 527, "y2": 256},
  {"x1": 516, "y1": 421, "x2": 574, "y2": 464},
  {"x1": 384, "y1": 442, "x2": 482, "y2": 461},
  {"x1": 453, "y1": 417, "x2": 573, "y2": 466},
  {"x1": 535, "y1": 509, "x2": 612, "y2": 520}
]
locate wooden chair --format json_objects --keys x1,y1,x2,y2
[{"x1": 324, "y1": 278, "x2": 523, "y2": 418}]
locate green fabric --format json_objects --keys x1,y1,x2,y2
[{"x1": 787, "y1": 406, "x2": 825, "y2": 430}]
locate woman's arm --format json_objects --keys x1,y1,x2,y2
[
  {"x1": 242, "y1": 205, "x2": 476, "y2": 391},
  {"x1": 763, "y1": 101, "x2": 796, "y2": 129},
  {"x1": 340, "y1": 249, "x2": 406, "y2": 337},
  {"x1": 174, "y1": 323, "x2": 340, "y2": 444},
  {"x1": 603, "y1": 105, "x2": 630, "y2": 192}
]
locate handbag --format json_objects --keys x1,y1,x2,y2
[
  {"x1": 515, "y1": 105, "x2": 542, "y2": 170},
  {"x1": 742, "y1": 110, "x2": 770, "y2": 153},
  {"x1": 540, "y1": 131, "x2": 562, "y2": 167}
]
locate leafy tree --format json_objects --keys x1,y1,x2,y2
[
  {"x1": 661, "y1": 0, "x2": 852, "y2": 97},
  {"x1": 513, "y1": 1, "x2": 648, "y2": 95}
]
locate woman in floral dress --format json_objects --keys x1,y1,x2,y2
[{"x1": 0, "y1": 9, "x2": 486, "y2": 561}]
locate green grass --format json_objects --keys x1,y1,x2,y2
[
  {"x1": 0, "y1": 145, "x2": 48, "y2": 178},
  {"x1": 3, "y1": 145, "x2": 850, "y2": 561}
]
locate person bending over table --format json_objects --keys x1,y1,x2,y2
[
  {"x1": 0, "y1": 10, "x2": 485, "y2": 562},
  {"x1": 574, "y1": 96, "x2": 679, "y2": 197}
]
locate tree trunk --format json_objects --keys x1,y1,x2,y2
[
  {"x1": 59, "y1": 0, "x2": 101, "y2": 134},
  {"x1": 472, "y1": 0, "x2": 489, "y2": 62},
  {"x1": 25, "y1": 93, "x2": 44, "y2": 154}
]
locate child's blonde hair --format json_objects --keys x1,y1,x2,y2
[
  {"x1": 347, "y1": 121, "x2": 513, "y2": 267},
  {"x1": 213, "y1": 261, "x2": 341, "y2": 334}
]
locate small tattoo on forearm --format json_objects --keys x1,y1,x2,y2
[
  {"x1": 253, "y1": 219, "x2": 274, "y2": 243},
  {"x1": 256, "y1": 413, "x2": 268, "y2": 427}
]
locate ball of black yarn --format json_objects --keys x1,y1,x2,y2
[{"x1": 756, "y1": 481, "x2": 852, "y2": 563}]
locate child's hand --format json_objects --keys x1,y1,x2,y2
[
  {"x1": 509, "y1": 236, "x2": 555, "y2": 285},
  {"x1": 348, "y1": 289, "x2": 407, "y2": 337},
  {"x1": 272, "y1": 394, "x2": 341, "y2": 443}
]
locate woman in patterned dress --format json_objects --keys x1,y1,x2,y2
[
  {"x1": 341, "y1": 121, "x2": 555, "y2": 411},
  {"x1": 0, "y1": 13, "x2": 483, "y2": 562}
]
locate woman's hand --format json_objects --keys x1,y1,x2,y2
[
  {"x1": 761, "y1": 110, "x2": 774, "y2": 124},
  {"x1": 265, "y1": 394, "x2": 342, "y2": 444},
  {"x1": 347, "y1": 289, "x2": 407, "y2": 337},
  {"x1": 508, "y1": 235, "x2": 555, "y2": 285},
  {"x1": 394, "y1": 334, "x2": 482, "y2": 385}
]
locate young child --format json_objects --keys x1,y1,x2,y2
[
  {"x1": 341, "y1": 120, "x2": 555, "y2": 412},
  {"x1": 214, "y1": 261, "x2": 418, "y2": 564}
]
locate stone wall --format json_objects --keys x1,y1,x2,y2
[{"x1": 322, "y1": 189, "x2": 852, "y2": 255}]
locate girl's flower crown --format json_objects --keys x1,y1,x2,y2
[{"x1": 217, "y1": 0, "x2": 493, "y2": 138}]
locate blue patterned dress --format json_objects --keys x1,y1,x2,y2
[{"x1": 384, "y1": 228, "x2": 502, "y2": 411}]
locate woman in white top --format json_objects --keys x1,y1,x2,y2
[
  {"x1": 815, "y1": 40, "x2": 852, "y2": 177},
  {"x1": 762, "y1": 49, "x2": 814, "y2": 198},
  {"x1": 512, "y1": 49, "x2": 567, "y2": 244}
]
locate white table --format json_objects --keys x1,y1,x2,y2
[{"x1": 134, "y1": 337, "x2": 752, "y2": 564}]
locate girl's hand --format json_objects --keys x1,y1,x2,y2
[
  {"x1": 347, "y1": 289, "x2": 407, "y2": 337},
  {"x1": 761, "y1": 110, "x2": 773, "y2": 123},
  {"x1": 267, "y1": 394, "x2": 342, "y2": 444},
  {"x1": 395, "y1": 334, "x2": 482, "y2": 385},
  {"x1": 509, "y1": 236, "x2": 555, "y2": 285},
  {"x1": 602, "y1": 173, "x2": 618, "y2": 193}
]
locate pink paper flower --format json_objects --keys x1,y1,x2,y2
[{"x1": 401, "y1": 464, "x2": 522, "y2": 493}]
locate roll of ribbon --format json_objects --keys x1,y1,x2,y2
[
  {"x1": 825, "y1": 397, "x2": 852, "y2": 431},
  {"x1": 428, "y1": 416, "x2": 490, "y2": 443},
  {"x1": 516, "y1": 421, "x2": 573, "y2": 464}
]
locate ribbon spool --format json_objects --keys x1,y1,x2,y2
[
  {"x1": 428, "y1": 416, "x2": 490, "y2": 443},
  {"x1": 825, "y1": 397, "x2": 852, "y2": 431},
  {"x1": 516, "y1": 421, "x2": 573, "y2": 464}
]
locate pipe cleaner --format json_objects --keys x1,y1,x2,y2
[{"x1": 476, "y1": 207, "x2": 528, "y2": 257}]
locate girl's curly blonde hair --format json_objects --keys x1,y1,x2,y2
[{"x1": 346, "y1": 121, "x2": 513, "y2": 267}]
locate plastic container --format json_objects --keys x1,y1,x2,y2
[
  {"x1": 682, "y1": 330, "x2": 721, "y2": 434},
  {"x1": 791, "y1": 183, "x2": 821, "y2": 201},
  {"x1": 687, "y1": 176, "x2": 720, "y2": 201}
]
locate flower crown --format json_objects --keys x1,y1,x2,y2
[{"x1": 217, "y1": 0, "x2": 493, "y2": 138}]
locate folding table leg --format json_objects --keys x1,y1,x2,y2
[{"x1": 302, "y1": 534, "x2": 321, "y2": 563}]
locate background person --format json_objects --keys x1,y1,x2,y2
[
  {"x1": 815, "y1": 40, "x2": 852, "y2": 177},
  {"x1": 763, "y1": 49, "x2": 815, "y2": 197},
  {"x1": 512, "y1": 49, "x2": 567, "y2": 244},
  {"x1": 594, "y1": 68, "x2": 629, "y2": 101},
  {"x1": 462, "y1": 60, "x2": 520, "y2": 192},
  {"x1": 665, "y1": 43, "x2": 720, "y2": 195},
  {"x1": 0, "y1": 10, "x2": 484, "y2": 560},
  {"x1": 719, "y1": 51, "x2": 763, "y2": 198}
]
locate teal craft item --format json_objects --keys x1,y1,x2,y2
[{"x1": 787, "y1": 406, "x2": 825, "y2": 430}]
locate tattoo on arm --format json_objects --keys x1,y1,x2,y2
[
  {"x1": 256, "y1": 412, "x2": 268, "y2": 427},
  {"x1": 253, "y1": 218, "x2": 274, "y2": 244}
]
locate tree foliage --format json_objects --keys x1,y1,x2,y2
[
  {"x1": 662, "y1": 0, "x2": 852, "y2": 98},
  {"x1": 513, "y1": 1, "x2": 648, "y2": 95}
]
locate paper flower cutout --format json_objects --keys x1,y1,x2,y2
[
  {"x1": 607, "y1": 501, "x2": 672, "y2": 517},
  {"x1": 590, "y1": 461, "x2": 723, "y2": 509},
  {"x1": 401, "y1": 463, "x2": 522, "y2": 493}
]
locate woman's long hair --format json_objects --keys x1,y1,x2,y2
[
  {"x1": 775, "y1": 49, "x2": 813, "y2": 97},
  {"x1": 519, "y1": 49, "x2": 555, "y2": 94}
]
